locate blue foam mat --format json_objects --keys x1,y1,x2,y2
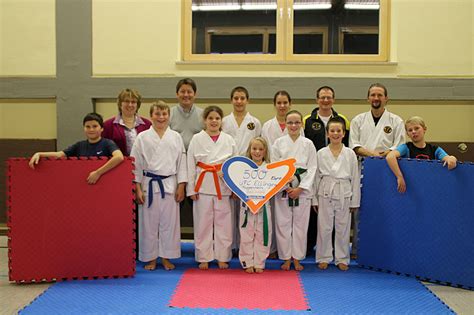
[
  {"x1": 358, "y1": 158, "x2": 474, "y2": 289},
  {"x1": 21, "y1": 242, "x2": 452, "y2": 314}
]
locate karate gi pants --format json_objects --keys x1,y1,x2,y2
[
  {"x1": 193, "y1": 194, "x2": 232, "y2": 262},
  {"x1": 316, "y1": 197, "x2": 351, "y2": 265},
  {"x1": 274, "y1": 196, "x2": 311, "y2": 261},
  {"x1": 239, "y1": 206, "x2": 272, "y2": 269},
  {"x1": 138, "y1": 192, "x2": 181, "y2": 262}
]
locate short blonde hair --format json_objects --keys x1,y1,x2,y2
[
  {"x1": 405, "y1": 116, "x2": 427, "y2": 130},
  {"x1": 149, "y1": 100, "x2": 169, "y2": 116},
  {"x1": 246, "y1": 137, "x2": 271, "y2": 163},
  {"x1": 117, "y1": 88, "x2": 142, "y2": 114}
]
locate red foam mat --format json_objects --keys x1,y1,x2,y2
[
  {"x1": 169, "y1": 269, "x2": 309, "y2": 311},
  {"x1": 7, "y1": 157, "x2": 136, "y2": 282}
]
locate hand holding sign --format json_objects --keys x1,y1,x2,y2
[{"x1": 222, "y1": 157, "x2": 296, "y2": 214}]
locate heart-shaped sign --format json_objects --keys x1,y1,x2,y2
[{"x1": 222, "y1": 156, "x2": 296, "y2": 214}]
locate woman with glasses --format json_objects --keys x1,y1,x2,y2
[{"x1": 103, "y1": 88, "x2": 152, "y2": 156}]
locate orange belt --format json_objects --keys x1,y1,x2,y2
[{"x1": 195, "y1": 162, "x2": 223, "y2": 200}]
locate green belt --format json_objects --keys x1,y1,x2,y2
[
  {"x1": 241, "y1": 203, "x2": 269, "y2": 247},
  {"x1": 288, "y1": 168, "x2": 307, "y2": 207}
]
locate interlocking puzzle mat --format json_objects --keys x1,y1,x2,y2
[
  {"x1": 21, "y1": 243, "x2": 452, "y2": 314},
  {"x1": 169, "y1": 269, "x2": 309, "y2": 311},
  {"x1": 7, "y1": 157, "x2": 136, "y2": 282},
  {"x1": 358, "y1": 157, "x2": 474, "y2": 289}
]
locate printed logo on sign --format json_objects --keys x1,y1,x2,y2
[{"x1": 222, "y1": 156, "x2": 296, "y2": 214}]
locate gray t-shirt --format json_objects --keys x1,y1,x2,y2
[{"x1": 169, "y1": 104, "x2": 204, "y2": 150}]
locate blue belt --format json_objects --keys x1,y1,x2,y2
[{"x1": 143, "y1": 171, "x2": 170, "y2": 207}]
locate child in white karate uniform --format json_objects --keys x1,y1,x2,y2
[
  {"x1": 131, "y1": 101, "x2": 187, "y2": 271},
  {"x1": 314, "y1": 117, "x2": 360, "y2": 271},
  {"x1": 272, "y1": 110, "x2": 317, "y2": 271},
  {"x1": 261, "y1": 91, "x2": 301, "y2": 258},
  {"x1": 239, "y1": 137, "x2": 272, "y2": 273},
  {"x1": 187, "y1": 106, "x2": 237, "y2": 270}
]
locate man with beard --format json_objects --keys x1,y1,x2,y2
[{"x1": 349, "y1": 83, "x2": 405, "y2": 259}]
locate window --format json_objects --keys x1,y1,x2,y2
[{"x1": 182, "y1": 0, "x2": 389, "y2": 62}]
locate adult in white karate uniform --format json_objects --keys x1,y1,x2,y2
[
  {"x1": 349, "y1": 83, "x2": 405, "y2": 258},
  {"x1": 238, "y1": 137, "x2": 273, "y2": 273},
  {"x1": 222, "y1": 86, "x2": 262, "y2": 252},
  {"x1": 131, "y1": 101, "x2": 187, "y2": 271},
  {"x1": 187, "y1": 106, "x2": 237, "y2": 270},
  {"x1": 272, "y1": 110, "x2": 317, "y2": 271},
  {"x1": 314, "y1": 117, "x2": 360, "y2": 271}
]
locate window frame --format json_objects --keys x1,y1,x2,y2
[
  {"x1": 182, "y1": 0, "x2": 390, "y2": 62},
  {"x1": 338, "y1": 26, "x2": 379, "y2": 54}
]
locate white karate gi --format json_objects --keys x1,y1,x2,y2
[
  {"x1": 222, "y1": 112, "x2": 262, "y2": 250},
  {"x1": 349, "y1": 110, "x2": 405, "y2": 153},
  {"x1": 261, "y1": 117, "x2": 303, "y2": 254},
  {"x1": 349, "y1": 109, "x2": 404, "y2": 256},
  {"x1": 262, "y1": 117, "x2": 304, "y2": 148},
  {"x1": 314, "y1": 147, "x2": 360, "y2": 265},
  {"x1": 223, "y1": 112, "x2": 262, "y2": 156},
  {"x1": 238, "y1": 160, "x2": 272, "y2": 269},
  {"x1": 239, "y1": 201, "x2": 272, "y2": 270},
  {"x1": 272, "y1": 135, "x2": 317, "y2": 260},
  {"x1": 131, "y1": 127, "x2": 187, "y2": 262},
  {"x1": 187, "y1": 130, "x2": 237, "y2": 263}
]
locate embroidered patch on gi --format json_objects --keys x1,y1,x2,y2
[
  {"x1": 312, "y1": 122, "x2": 322, "y2": 131},
  {"x1": 383, "y1": 126, "x2": 392, "y2": 134},
  {"x1": 247, "y1": 122, "x2": 255, "y2": 130}
]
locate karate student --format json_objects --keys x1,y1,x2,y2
[
  {"x1": 29, "y1": 113, "x2": 124, "y2": 184},
  {"x1": 272, "y1": 110, "x2": 317, "y2": 271},
  {"x1": 239, "y1": 137, "x2": 272, "y2": 274},
  {"x1": 222, "y1": 86, "x2": 262, "y2": 254},
  {"x1": 314, "y1": 117, "x2": 360, "y2": 271},
  {"x1": 261, "y1": 90, "x2": 302, "y2": 258},
  {"x1": 349, "y1": 83, "x2": 405, "y2": 259},
  {"x1": 187, "y1": 106, "x2": 237, "y2": 270},
  {"x1": 349, "y1": 83, "x2": 405, "y2": 158},
  {"x1": 223, "y1": 86, "x2": 262, "y2": 155},
  {"x1": 386, "y1": 116, "x2": 457, "y2": 193},
  {"x1": 131, "y1": 101, "x2": 187, "y2": 271}
]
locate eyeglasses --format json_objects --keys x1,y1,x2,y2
[
  {"x1": 318, "y1": 96, "x2": 333, "y2": 101},
  {"x1": 286, "y1": 121, "x2": 302, "y2": 126},
  {"x1": 122, "y1": 100, "x2": 138, "y2": 104}
]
